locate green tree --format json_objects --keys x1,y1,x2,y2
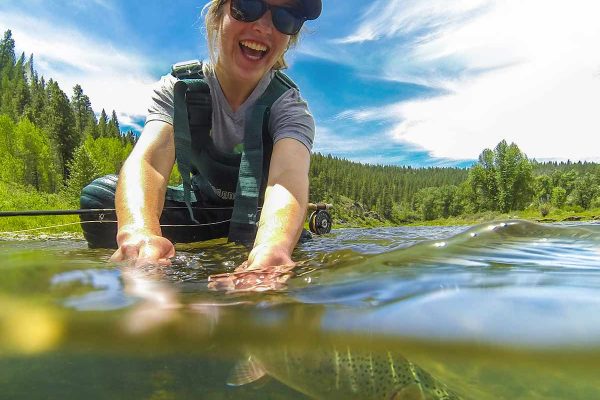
[
  {"x1": 376, "y1": 187, "x2": 394, "y2": 220},
  {"x1": 71, "y1": 84, "x2": 94, "y2": 139},
  {"x1": 534, "y1": 175, "x2": 553, "y2": 204},
  {"x1": 65, "y1": 144, "x2": 99, "y2": 199},
  {"x1": 43, "y1": 80, "x2": 78, "y2": 179},
  {"x1": 569, "y1": 173, "x2": 598, "y2": 209},
  {"x1": 98, "y1": 109, "x2": 108, "y2": 138},
  {"x1": 23, "y1": 72, "x2": 47, "y2": 126},
  {"x1": 467, "y1": 140, "x2": 533, "y2": 212},
  {"x1": 13, "y1": 118, "x2": 61, "y2": 192},
  {"x1": 85, "y1": 136, "x2": 132, "y2": 175},
  {"x1": 0, "y1": 30, "x2": 16, "y2": 75},
  {"x1": 414, "y1": 187, "x2": 440, "y2": 221},
  {"x1": 551, "y1": 186, "x2": 567, "y2": 208},
  {"x1": 107, "y1": 110, "x2": 121, "y2": 138},
  {"x1": 0, "y1": 115, "x2": 22, "y2": 183}
]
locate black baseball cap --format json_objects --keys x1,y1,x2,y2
[{"x1": 301, "y1": 0, "x2": 322, "y2": 20}]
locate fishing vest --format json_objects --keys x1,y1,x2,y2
[{"x1": 171, "y1": 60, "x2": 298, "y2": 245}]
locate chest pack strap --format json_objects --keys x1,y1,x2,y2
[
  {"x1": 227, "y1": 71, "x2": 296, "y2": 245},
  {"x1": 173, "y1": 77, "x2": 212, "y2": 223}
]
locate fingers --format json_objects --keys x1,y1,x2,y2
[
  {"x1": 109, "y1": 249, "x2": 123, "y2": 262},
  {"x1": 208, "y1": 269, "x2": 293, "y2": 293},
  {"x1": 110, "y1": 235, "x2": 175, "y2": 268},
  {"x1": 109, "y1": 243, "x2": 140, "y2": 263}
]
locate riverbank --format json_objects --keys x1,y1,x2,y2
[
  {"x1": 0, "y1": 181, "x2": 81, "y2": 235},
  {"x1": 3, "y1": 181, "x2": 600, "y2": 237},
  {"x1": 330, "y1": 195, "x2": 600, "y2": 228},
  {"x1": 403, "y1": 210, "x2": 600, "y2": 228}
]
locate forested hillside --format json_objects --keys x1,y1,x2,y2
[{"x1": 2, "y1": 28, "x2": 600, "y2": 230}]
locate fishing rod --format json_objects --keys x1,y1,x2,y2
[
  {"x1": 0, "y1": 204, "x2": 334, "y2": 235},
  {"x1": 0, "y1": 203, "x2": 333, "y2": 218}
]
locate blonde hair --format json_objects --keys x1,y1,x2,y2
[{"x1": 202, "y1": 0, "x2": 301, "y2": 70}]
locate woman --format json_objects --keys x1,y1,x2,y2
[{"x1": 102, "y1": 0, "x2": 321, "y2": 289}]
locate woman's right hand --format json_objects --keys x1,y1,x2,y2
[{"x1": 110, "y1": 228, "x2": 175, "y2": 267}]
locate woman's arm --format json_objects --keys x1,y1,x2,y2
[
  {"x1": 110, "y1": 120, "x2": 177, "y2": 266},
  {"x1": 245, "y1": 137, "x2": 310, "y2": 269}
]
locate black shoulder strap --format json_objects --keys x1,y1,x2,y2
[
  {"x1": 172, "y1": 60, "x2": 211, "y2": 223},
  {"x1": 227, "y1": 70, "x2": 297, "y2": 245}
]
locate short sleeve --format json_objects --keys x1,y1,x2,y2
[
  {"x1": 145, "y1": 74, "x2": 177, "y2": 126},
  {"x1": 269, "y1": 88, "x2": 315, "y2": 152}
]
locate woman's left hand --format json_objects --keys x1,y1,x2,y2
[{"x1": 207, "y1": 244, "x2": 296, "y2": 292}]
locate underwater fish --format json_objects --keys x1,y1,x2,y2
[{"x1": 228, "y1": 346, "x2": 462, "y2": 400}]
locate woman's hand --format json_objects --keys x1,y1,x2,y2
[
  {"x1": 110, "y1": 228, "x2": 175, "y2": 268},
  {"x1": 207, "y1": 244, "x2": 295, "y2": 292}
]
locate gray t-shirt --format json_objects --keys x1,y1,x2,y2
[{"x1": 145, "y1": 64, "x2": 315, "y2": 153}]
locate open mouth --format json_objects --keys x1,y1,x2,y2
[{"x1": 239, "y1": 40, "x2": 270, "y2": 61}]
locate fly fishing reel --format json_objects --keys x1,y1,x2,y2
[{"x1": 308, "y1": 203, "x2": 333, "y2": 235}]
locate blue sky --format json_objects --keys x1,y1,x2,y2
[{"x1": 1, "y1": 0, "x2": 600, "y2": 167}]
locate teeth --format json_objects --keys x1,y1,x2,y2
[{"x1": 240, "y1": 40, "x2": 268, "y2": 52}]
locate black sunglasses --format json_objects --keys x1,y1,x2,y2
[{"x1": 230, "y1": 0, "x2": 306, "y2": 36}]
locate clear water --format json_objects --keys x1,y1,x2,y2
[{"x1": 2, "y1": 220, "x2": 600, "y2": 399}]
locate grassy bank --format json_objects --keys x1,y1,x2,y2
[
  {"x1": 2, "y1": 181, "x2": 599, "y2": 238},
  {"x1": 0, "y1": 181, "x2": 82, "y2": 236},
  {"x1": 403, "y1": 208, "x2": 600, "y2": 227},
  {"x1": 329, "y1": 194, "x2": 600, "y2": 228}
]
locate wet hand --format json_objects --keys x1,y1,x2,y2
[
  {"x1": 110, "y1": 229, "x2": 175, "y2": 268},
  {"x1": 207, "y1": 264, "x2": 295, "y2": 292},
  {"x1": 208, "y1": 244, "x2": 295, "y2": 292}
]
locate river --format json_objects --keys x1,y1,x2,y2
[{"x1": 2, "y1": 220, "x2": 600, "y2": 399}]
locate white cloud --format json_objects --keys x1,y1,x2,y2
[
  {"x1": 338, "y1": 0, "x2": 600, "y2": 161},
  {"x1": 337, "y1": 0, "x2": 490, "y2": 44},
  {"x1": 0, "y1": 11, "x2": 156, "y2": 127},
  {"x1": 66, "y1": 0, "x2": 116, "y2": 13},
  {"x1": 312, "y1": 125, "x2": 377, "y2": 154}
]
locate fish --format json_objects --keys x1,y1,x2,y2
[{"x1": 228, "y1": 346, "x2": 462, "y2": 400}]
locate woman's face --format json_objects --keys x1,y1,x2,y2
[{"x1": 217, "y1": 0, "x2": 294, "y2": 86}]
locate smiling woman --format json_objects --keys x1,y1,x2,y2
[
  {"x1": 205, "y1": 0, "x2": 305, "y2": 70},
  {"x1": 79, "y1": 0, "x2": 323, "y2": 291}
]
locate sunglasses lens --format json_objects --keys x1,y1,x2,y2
[
  {"x1": 272, "y1": 7, "x2": 303, "y2": 35},
  {"x1": 231, "y1": 0, "x2": 265, "y2": 22},
  {"x1": 231, "y1": 0, "x2": 304, "y2": 35}
]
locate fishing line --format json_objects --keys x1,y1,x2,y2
[{"x1": 1, "y1": 221, "x2": 86, "y2": 234}]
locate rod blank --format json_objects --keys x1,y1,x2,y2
[{"x1": 0, "y1": 203, "x2": 331, "y2": 218}]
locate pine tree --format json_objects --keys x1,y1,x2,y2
[
  {"x1": 83, "y1": 112, "x2": 99, "y2": 139},
  {"x1": 25, "y1": 54, "x2": 36, "y2": 84},
  {"x1": 71, "y1": 84, "x2": 94, "y2": 139},
  {"x1": 23, "y1": 71, "x2": 46, "y2": 125},
  {"x1": 43, "y1": 79, "x2": 78, "y2": 179},
  {"x1": 0, "y1": 30, "x2": 16, "y2": 76},
  {"x1": 11, "y1": 52, "x2": 30, "y2": 118},
  {"x1": 107, "y1": 110, "x2": 121, "y2": 138},
  {"x1": 98, "y1": 109, "x2": 108, "y2": 137},
  {"x1": 124, "y1": 129, "x2": 137, "y2": 145}
]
